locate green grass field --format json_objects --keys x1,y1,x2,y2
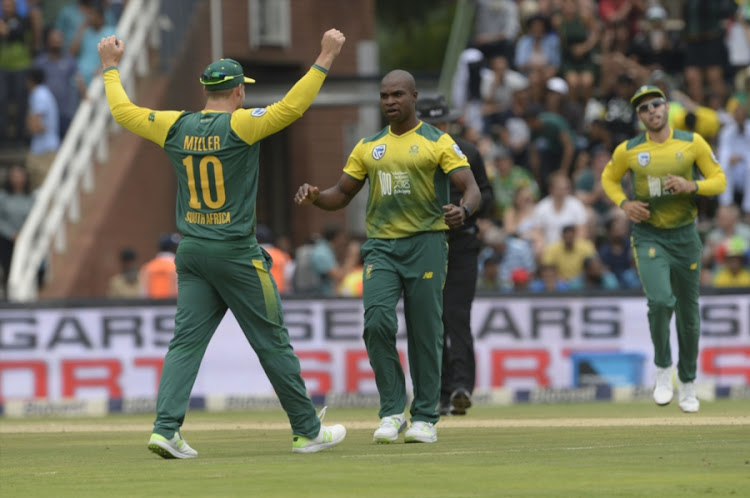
[{"x1": 2, "y1": 400, "x2": 749, "y2": 497}]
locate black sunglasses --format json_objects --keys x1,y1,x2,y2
[
  {"x1": 637, "y1": 98, "x2": 666, "y2": 113},
  {"x1": 200, "y1": 71, "x2": 239, "y2": 85}
]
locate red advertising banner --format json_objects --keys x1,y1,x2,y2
[{"x1": 1, "y1": 295, "x2": 748, "y2": 401}]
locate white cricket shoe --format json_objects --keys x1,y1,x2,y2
[
  {"x1": 148, "y1": 432, "x2": 198, "y2": 459},
  {"x1": 292, "y1": 406, "x2": 346, "y2": 453},
  {"x1": 653, "y1": 366, "x2": 674, "y2": 406},
  {"x1": 404, "y1": 421, "x2": 437, "y2": 443},
  {"x1": 373, "y1": 413, "x2": 407, "y2": 443},
  {"x1": 677, "y1": 379, "x2": 700, "y2": 413}
]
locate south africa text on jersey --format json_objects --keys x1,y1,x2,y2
[
  {"x1": 184, "y1": 135, "x2": 220, "y2": 151},
  {"x1": 185, "y1": 211, "x2": 231, "y2": 224}
]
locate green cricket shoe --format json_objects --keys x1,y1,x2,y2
[{"x1": 148, "y1": 432, "x2": 198, "y2": 459}]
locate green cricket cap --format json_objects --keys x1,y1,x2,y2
[
  {"x1": 630, "y1": 85, "x2": 666, "y2": 108},
  {"x1": 199, "y1": 58, "x2": 255, "y2": 91}
]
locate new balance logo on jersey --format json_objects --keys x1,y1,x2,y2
[{"x1": 422, "y1": 272, "x2": 433, "y2": 279}]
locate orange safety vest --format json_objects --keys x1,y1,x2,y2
[
  {"x1": 140, "y1": 254, "x2": 177, "y2": 298},
  {"x1": 265, "y1": 246, "x2": 291, "y2": 294}
]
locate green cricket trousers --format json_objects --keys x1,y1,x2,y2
[
  {"x1": 153, "y1": 236, "x2": 320, "y2": 439},
  {"x1": 361, "y1": 231, "x2": 448, "y2": 424},
  {"x1": 632, "y1": 223, "x2": 702, "y2": 383}
]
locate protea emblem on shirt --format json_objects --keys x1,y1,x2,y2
[
  {"x1": 373, "y1": 144, "x2": 386, "y2": 160},
  {"x1": 638, "y1": 152, "x2": 650, "y2": 167}
]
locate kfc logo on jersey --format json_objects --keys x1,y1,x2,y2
[
  {"x1": 251, "y1": 108, "x2": 267, "y2": 117},
  {"x1": 638, "y1": 152, "x2": 651, "y2": 167},
  {"x1": 373, "y1": 144, "x2": 386, "y2": 160},
  {"x1": 452, "y1": 143, "x2": 466, "y2": 159}
]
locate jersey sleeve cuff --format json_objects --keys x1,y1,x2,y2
[
  {"x1": 312, "y1": 64, "x2": 328, "y2": 75},
  {"x1": 694, "y1": 181, "x2": 699, "y2": 194},
  {"x1": 619, "y1": 199, "x2": 628, "y2": 207},
  {"x1": 103, "y1": 66, "x2": 118, "y2": 74}
]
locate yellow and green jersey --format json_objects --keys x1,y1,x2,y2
[
  {"x1": 602, "y1": 129, "x2": 726, "y2": 229},
  {"x1": 343, "y1": 122, "x2": 470, "y2": 239},
  {"x1": 103, "y1": 65, "x2": 328, "y2": 240}
]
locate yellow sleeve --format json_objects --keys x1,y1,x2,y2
[
  {"x1": 342, "y1": 140, "x2": 368, "y2": 181},
  {"x1": 601, "y1": 141, "x2": 630, "y2": 207},
  {"x1": 103, "y1": 68, "x2": 182, "y2": 147},
  {"x1": 232, "y1": 65, "x2": 327, "y2": 145},
  {"x1": 439, "y1": 135, "x2": 470, "y2": 174},
  {"x1": 692, "y1": 133, "x2": 726, "y2": 196}
]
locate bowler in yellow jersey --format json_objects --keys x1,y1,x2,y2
[
  {"x1": 601, "y1": 85, "x2": 726, "y2": 413},
  {"x1": 295, "y1": 70, "x2": 481, "y2": 444}
]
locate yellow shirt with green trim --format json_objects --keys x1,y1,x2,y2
[
  {"x1": 343, "y1": 121, "x2": 470, "y2": 239},
  {"x1": 102, "y1": 65, "x2": 328, "y2": 240},
  {"x1": 601, "y1": 129, "x2": 726, "y2": 229}
]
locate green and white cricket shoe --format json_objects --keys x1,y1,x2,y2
[
  {"x1": 404, "y1": 421, "x2": 437, "y2": 443},
  {"x1": 373, "y1": 413, "x2": 407, "y2": 443},
  {"x1": 148, "y1": 432, "x2": 198, "y2": 459},
  {"x1": 292, "y1": 406, "x2": 346, "y2": 453}
]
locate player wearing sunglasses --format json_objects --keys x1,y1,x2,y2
[{"x1": 601, "y1": 84, "x2": 726, "y2": 414}]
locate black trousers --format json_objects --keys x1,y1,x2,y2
[
  {"x1": 440, "y1": 230, "x2": 479, "y2": 404},
  {"x1": 0, "y1": 236, "x2": 13, "y2": 299}
]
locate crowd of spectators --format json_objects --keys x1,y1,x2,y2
[
  {"x1": 0, "y1": 0, "x2": 122, "y2": 299},
  {"x1": 0, "y1": 0, "x2": 121, "y2": 178},
  {"x1": 440, "y1": 0, "x2": 750, "y2": 294}
]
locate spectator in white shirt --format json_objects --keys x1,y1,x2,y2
[
  {"x1": 530, "y1": 171, "x2": 589, "y2": 257},
  {"x1": 717, "y1": 105, "x2": 750, "y2": 216}
]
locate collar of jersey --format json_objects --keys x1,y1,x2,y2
[
  {"x1": 389, "y1": 121, "x2": 422, "y2": 136},
  {"x1": 645, "y1": 128, "x2": 674, "y2": 143}
]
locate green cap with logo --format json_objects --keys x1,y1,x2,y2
[
  {"x1": 630, "y1": 85, "x2": 666, "y2": 108},
  {"x1": 199, "y1": 58, "x2": 255, "y2": 91}
]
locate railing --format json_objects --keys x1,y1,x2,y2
[{"x1": 7, "y1": 0, "x2": 162, "y2": 302}]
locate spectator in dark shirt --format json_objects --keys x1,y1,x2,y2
[
  {"x1": 597, "y1": 211, "x2": 640, "y2": 289},
  {"x1": 33, "y1": 27, "x2": 85, "y2": 138}
]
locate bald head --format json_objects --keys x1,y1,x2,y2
[{"x1": 382, "y1": 70, "x2": 416, "y2": 93}]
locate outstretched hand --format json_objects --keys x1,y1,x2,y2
[
  {"x1": 294, "y1": 183, "x2": 320, "y2": 206},
  {"x1": 98, "y1": 35, "x2": 125, "y2": 69}
]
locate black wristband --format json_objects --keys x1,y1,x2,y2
[{"x1": 462, "y1": 204, "x2": 472, "y2": 219}]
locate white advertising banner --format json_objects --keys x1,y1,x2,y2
[{"x1": 1, "y1": 295, "x2": 748, "y2": 401}]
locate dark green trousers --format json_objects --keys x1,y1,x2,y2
[
  {"x1": 153, "y1": 237, "x2": 319, "y2": 439},
  {"x1": 632, "y1": 223, "x2": 702, "y2": 383},
  {"x1": 361, "y1": 231, "x2": 448, "y2": 424}
]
